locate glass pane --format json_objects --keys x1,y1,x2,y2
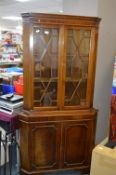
[
  {"x1": 65, "y1": 29, "x2": 91, "y2": 106},
  {"x1": 34, "y1": 28, "x2": 59, "y2": 107}
]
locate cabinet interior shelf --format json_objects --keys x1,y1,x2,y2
[{"x1": 34, "y1": 77, "x2": 87, "y2": 83}]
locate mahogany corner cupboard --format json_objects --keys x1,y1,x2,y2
[{"x1": 19, "y1": 13, "x2": 100, "y2": 175}]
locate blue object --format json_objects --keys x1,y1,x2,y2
[
  {"x1": 4, "y1": 67, "x2": 23, "y2": 73},
  {"x1": 112, "y1": 86, "x2": 116, "y2": 94},
  {"x1": 2, "y1": 84, "x2": 14, "y2": 94},
  {"x1": 4, "y1": 43, "x2": 14, "y2": 47}
]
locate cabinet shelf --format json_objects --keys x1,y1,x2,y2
[
  {"x1": 0, "y1": 61, "x2": 22, "y2": 66},
  {"x1": 34, "y1": 77, "x2": 87, "y2": 83}
]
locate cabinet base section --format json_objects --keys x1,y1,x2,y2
[
  {"x1": 19, "y1": 109, "x2": 97, "y2": 175},
  {"x1": 20, "y1": 166, "x2": 90, "y2": 175}
]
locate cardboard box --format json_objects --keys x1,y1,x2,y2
[{"x1": 90, "y1": 137, "x2": 116, "y2": 175}]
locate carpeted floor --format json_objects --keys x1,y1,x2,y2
[
  {"x1": 0, "y1": 165, "x2": 89, "y2": 175},
  {"x1": 0, "y1": 162, "x2": 85, "y2": 175},
  {"x1": 45, "y1": 171, "x2": 81, "y2": 175}
]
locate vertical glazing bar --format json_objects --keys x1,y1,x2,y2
[{"x1": 57, "y1": 26, "x2": 67, "y2": 109}]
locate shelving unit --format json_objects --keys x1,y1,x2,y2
[
  {"x1": 0, "y1": 30, "x2": 23, "y2": 96},
  {"x1": 0, "y1": 31, "x2": 23, "y2": 67}
]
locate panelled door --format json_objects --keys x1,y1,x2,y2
[
  {"x1": 61, "y1": 120, "x2": 93, "y2": 168},
  {"x1": 30, "y1": 122, "x2": 61, "y2": 170}
]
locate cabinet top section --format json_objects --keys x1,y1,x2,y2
[{"x1": 21, "y1": 13, "x2": 101, "y2": 27}]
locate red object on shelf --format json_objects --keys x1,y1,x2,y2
[
  {"x1": 14, "y1": 75, "x2": 23, "y2": 95},
  {"x1": 110, "y1": 94, "x2": 116, "y2": 142}
]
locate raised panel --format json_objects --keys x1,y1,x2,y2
[
  {"x1": 62, "y1": 121, "x2": 91, "y2": 167},
  {"x1": 31, "y1": 123, "x2": 61, "y2": 170}
]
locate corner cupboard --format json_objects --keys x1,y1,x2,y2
[{"x1": 19, "y1": 13, "x2": 100, "y2": 175}]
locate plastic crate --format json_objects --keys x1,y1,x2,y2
[
  {"x1": 112, "y1": 86, "x2": 116, "y2": 94},
  {"x1": 14, "y1": 81, "x2": 23, "y2": 95},
  {"x1": 2, "y1": 84, "x2": 14, "y2": 94}
]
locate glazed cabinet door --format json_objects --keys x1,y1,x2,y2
[
  {"x1": 33, "y1": 26, "x2": 60, "y2": 109},
  {"x1": 30, "y1": 122, "x2": 61, "y2": 171},
  {"x1": 63, "y1": 27, "x2": 97, "y2": 109},
  {"x1": 62, "y1": 120, "x2": 94, "y2": 168}
]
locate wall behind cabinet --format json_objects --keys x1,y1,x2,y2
[
  {"x1": 94, "y1": 0, "x2": 116, "y2": 143},
  {"x1": 63, "y1": 0, "x2": 98, "y2": 16},
  {"x1": 63, "y1": 0, "x2": 116, "y2": 143}
]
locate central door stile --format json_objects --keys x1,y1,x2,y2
[{"x1": 57, "y1": 26, "x2": 67, "y2": 110}]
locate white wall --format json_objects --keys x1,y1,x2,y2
[
  {"x1": 63, "y1": 0, "x2": 116, "y2": 143},
  {"x1": 94, "y1": 0, "x2": 116, "y2": 143},
  {"x1": 63, "y1": 0, "x2": 98, "y2": 16}
]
